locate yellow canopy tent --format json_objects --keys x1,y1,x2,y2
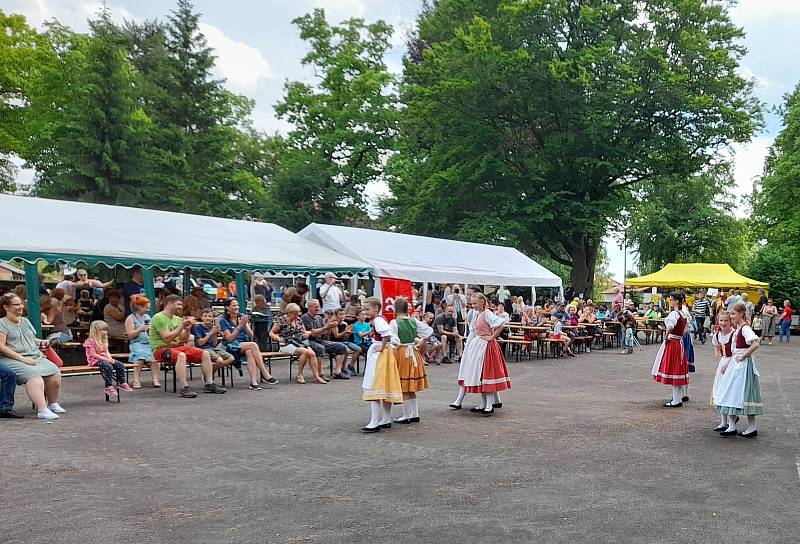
[{"x1": 625, "y1": 263, "x2": 769, "y2": 290}]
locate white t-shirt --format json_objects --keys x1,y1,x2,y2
[
  {"x1": 497, "y1": 288, "x2": 511, "y2": 303},
  {"x1": 320, "y1": 283, "x2": 343, "y2": 311}
]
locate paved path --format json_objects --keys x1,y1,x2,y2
[{"x1": 2, "y1": 340, "x2": 799, "y2": 543}]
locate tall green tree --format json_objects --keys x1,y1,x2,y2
[
  {"x1": 384, "y1": 0, "x2": 762, "y2": 296},
  {"x1": 32, "y1": 10, "x2": 150, "y2": 205},
  {"x1": 755, "y1": 84, "x2": 800, "y2": 268},
  {"x1": 268, "y1": 8, "x2": 398, "y2": 230},
  {"x1": 627, "y1": 165, "x2": 750, "y2": 274}
]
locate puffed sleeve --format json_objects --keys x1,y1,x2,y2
[
  {"x1": 711, "y1": 331, "x2": 720, "y2": 347},
  {"x1": 484, "y1": 310, "x2": 507, "y2": 329},
  {"x1": 741, "y1": 325, "x2": 758, "y2": 345},
  {"x1": 375, "y1": 316, "x2": 399, "y2": 345},
  {"x1": 665, "y1": 311, "x2": 679, "y2": 330},
  {"x1": 415, "y1": 318, "x2": 433, "y2": 339}
]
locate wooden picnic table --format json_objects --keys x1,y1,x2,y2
[{"x1": 507, "y1": 324, "x2": 550, "y2": 332}]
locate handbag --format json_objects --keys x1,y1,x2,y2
[
  {"x1": 289, "y1": 333, "x2": 310, "y2": 348},
  {"x1": 41, "y1": 346, "x2": 63, "y2": 367}
]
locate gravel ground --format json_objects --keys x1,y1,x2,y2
[{"x1": 1, "y1": 338, "x2": 799, "y2": 544}]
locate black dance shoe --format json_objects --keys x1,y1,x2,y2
[
  {"x1": 449, "y1": 403, "x2": 462, "y2": 410},
  {"x1": 738, "y1": 430, "x2": 758, "y2": 438},
  {"x1": 394, "y1": 418, "x2": 412, "y2": 425},
  {"x1": 681, "y1": 396, "x2": 690, "y2": 402},
  {"x1": 409, "y1": 417, "x2": 420, "y2": 423},
  {"x1": 720, "y1": 429, "x2": 738, "y2": 437},
  {"x1": 492, "y1": 402, "x2": 503, "y2": 409},
  {"x1": 482, "y1": 408, "x2": 494, "y2": 417},
  {"x1": 361, "y1": 426, "x2": 381, "y2": 433},
  {"x1": 469, "y1": 407, "x2": 486, "y2": 413},
  {"x1": 713, "y1": 425, "x2": 727, "y2": 432},
  {"x1": 379, "y1": 422, "x2": 392, "y2": 429},
  {"x1": 663, "y1": 401, "x2": 683, "y2": 408}
]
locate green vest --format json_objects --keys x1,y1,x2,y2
[{"x1": 396, "y1": 317, "x2": 417, "y2": 344}]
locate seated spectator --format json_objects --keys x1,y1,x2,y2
[
  {"x1": 597, "y1": 305, "x2": 608, "y2": 319},
  {"x1": 85, "y1": 320, "x2": 132, "y2": 397},
  {"x1": 511, "y1": 296, "x2": 525, "y2": 322},
  {"x1": 301, "y1": 300, "x2": 348, "y2": 379},
  {"x1": 40, "y1": 294, "x2": 73, "y2": 344},
  {"x1": 149, "y1": 294, "x2": 226, "y2": 398},
  {"x1": 215, "y1": 282, "x2": 227, "y2": 302},
  {"x1": 103, "y1": 292, "x2": 127, "y2": 345},
  {"x1": 352, "y1": 309, "x2": 372, "y2": 353},
  {"x1": 183, "y1": 287, "x2": 209, "y2": 321},
  {"x1": 550, "y1": 303, "x2": 568, "y2": 321},
  {"x1": 56, "y1": 274, "x2": 77, "y2": 299},
  {"x1": 332, "y1": 308, "x2": 362, "y2": 376},
  {"x1": 0, "y1": 360, "x2": 21, "y2": 418},
  {"x1": 12, "y1": 285, "x2": 27, "y2": 316},
  {"x1": 91, "y1": 287, "x2": 114, "y2": 322},
  {"x1": 62, "y1": 297, "x2": 78, "y2": 327},
  {"x1": 76, "y1": 289, "x2": 94, "y2": 323},
  {"x1": 548, "y1": 314, "x2": 575, "y2": 357},
  {"x1": 249, "y1": 294, "x2": 274, "y2": 352},
  {"x1": 280, "y1": 280, "x2": 309, "y2": 314},
  {"x1": 192, "y1": 309, "x2": 236, "y2": 374},
  {"x1": 269, "y1": 303, "x2": 326, "y2": 384},
  {"x1": 0, "y1": 293, "x2": 64, "y2": 419},
  {"x1": 75, "y1": 268, "x2": 112, "y2": 292},
  {"x1": 433, "y1": 304, "x2": 462, "y2": 364},
  {"x1": 344, "y1": 295, "x2": 361, "y2": 324},
  {"x1": 421, "y1": 312, "x2": 443, "y2": 364},
  {"x1": 220, "y1": 299, "x2": 278, "y2": 389},
  {"x1": 125, "y1": 295, "x2": 160, "y2": 389}
]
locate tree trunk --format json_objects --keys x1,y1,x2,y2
[{"x1": 568, "y1": 237, "x2": 598, "y2": 299}]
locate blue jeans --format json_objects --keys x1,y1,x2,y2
[
  {"x1": 0, "y1": 363, "x2": 16, "y2": 412},
  {"x1": 341, "y1": 341, "x2": 362, "y2": 353},
  {"x1": 780, "y1": 319, "x2": 791, "y2": 341}
]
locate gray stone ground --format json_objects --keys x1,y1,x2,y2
[{"x1": 2, "y1": 339, "x2": 799, "y2": 544}]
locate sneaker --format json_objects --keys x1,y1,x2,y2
[
  {"x1": 203, "y1": 383, "x2": 226, "y2": 394},
  {"x1": 180, "y1": 385, "x2": 198, "y2": 398},
  {"x1": 340, "y1": 367, "x2": 352, "y2": 377},
  {"x1": 249, "y1": 383, "x2": 262, "y2": 391},
  {"x1": 37, "y1": 408, "x2": 59, "y2": 420},
  {"x1": 119, "y1": 383, "x2": 133, "y2": 392},
  {"x1": 48, "y1": 402, "x2": 66, "y2": 413},
  {"x1": 441, "y1": 357, "x2": 452, "y2": 364},
  {"x1": 104, "y1": 386, "x2": 117, "y2": 397},
  {"x1": 263, "y1": 377, "x2": 278, "y2": 385},
  {"x1": 333, "y1": 372, "x2": 350, "y2": 380}
]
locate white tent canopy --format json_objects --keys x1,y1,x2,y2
[
  {"x1": 298, "y1": 223, "x2": 563, "y2": 287},
  {"x1": 0, "y1": 195, "x2": 369, "y2": 274}
]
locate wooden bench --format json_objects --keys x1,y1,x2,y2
[
  {"x1": 497, "y1": 338, "x2": 533, "y2": 362},
  {"x1": 57, "y1": 353, "x2": 134, "y2": 402},
  {"x1": 537, "y1": 337, "x2": 566, "y2": 359}
]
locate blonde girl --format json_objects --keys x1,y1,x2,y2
[
  {"x1": 125, "y1": 295, "x2": 160, "y2": 389},
  {"x1": 710, "y1": 311, "x2": 734, "y2": 431},
  {"x1": 85, "y1": 320, "x2": 132, "y2": 397}
]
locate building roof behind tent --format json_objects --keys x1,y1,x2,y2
[
  {"x1": 0, "y1": 195, "x2": 369, "y2": 274},
  {"x1": 297, "y1": 223, "x2": 563, "y2": 287},
  {"x1": 624, "y1": 263, "x2": 769, "y2": 290},
  {"x1": 0, "y1": 261, "x2": 25, "y2": 275}
]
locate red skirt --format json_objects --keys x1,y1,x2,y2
[
  {"x1": 460, "y1": 339, "x2": 511, "y2": 393},
  {"x1": 652, "y1": 339, "x2": 688, "y2": 386}
]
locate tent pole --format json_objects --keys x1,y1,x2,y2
[
  {"x1": 531, "y1": 287, "x2": 536, "y2": 306},
  {"x1": 24, "y1": 261, "x2": 41, "y2": 337},
  {"x1": 142, "y1": 268, "x2": 156, "y2": 317},
  {"x1": 182, "y1": 267, "x2": 191, "y2": 296},
  {"x1": 236, "y1": 271, "x2": 247, "y2": 310},
  {"x1": 422, "y1": 282, "x2": 428, "y2": 314}
]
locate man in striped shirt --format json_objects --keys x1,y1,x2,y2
[{"x1": 691, "y1": 292, "x2": 711, "y2": 344}]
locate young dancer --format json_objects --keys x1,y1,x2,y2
[
  {"x1": 651, "y1": 291, "x2": 689, "y2": 407},
  {"x1": 85, "y1": 320, "x2": 132, "y2": 397},
  {"x1": 715, "y1": 302, "x2": 763, "y2": 438},
  {"x1": 391, "y1": 297, "x2": 433, "y2": 424},
  {"x1": 710, "y1": 311, "x2": 735, "y2": 432},
  {"x1": 680, "y1": 300, "x2": 695, "y2": 402},
  {"x1": 450, "y1": 292, "x2": 510, "y2": 416},
  {"x1": 361, "y1": 297, "x2": 402, "y2": 433}
]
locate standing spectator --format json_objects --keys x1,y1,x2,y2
[
  {"x1": 249, "y1": 294, "x2": 274, "y2": 352},
  {"x1": 761, "y1": 298, "x2": 778, "y2": 344},
  {"x1": 250, "y1": 273, "x2": 273, "y2": 303},
  {"x1": 74, "y1": 268, "x2": 112, "y2": 292},
  {"x1": 56, "y1": 274, "x2": 77, "y2": 299},
  {"x1": 0, "y1": 293, "x2": 64, "y2": 420},
  {"x1": 227, "y1": 280, "x2": 237, "y2": 299},
  {"x1": 215, "y1": 282, "x2": 228, "y2": 302},
  {"x1": 446, "y1": 285, "x2": 469, "y2": 336},
  {"x1": 125, "y1": 295, "x2": 159, "y2": 389},
  {"x1": 612, "y1": 287, "x2": 623, "y2": 308},
  {"x1": 433, "y1": 304, "x2": 462, "y2": 364},
  {"x1": 754, "y1": 288, "x2": 768, "y2": 315},
  {"x1": 319, "y1": 272, "x2": 344, "y2": 312},
  {"x1": 779, "y1": 300, "x2": 793, "y2": 343},
  {"x1": 149, "y1": 294, "x2": 226, "y2": 398},
  {"x1": 122, "y1": 267, "x2": 145, "y2": 315},
  {"x1": 724, "y1": 289, "x2": 741, "y2": 311},
  {"x1": 741, "y1": 293, "x2": 755, "y2": 322},
  {"x1": 301, "y1": 300, "x2": 348, "y2": 379},
  {"x1": 40, "y1": 294, "x2": 73, "y2": 344},
  {"x1": 280, "y1": 280, "x2": 309, "y2": 314},
  {"x1": 691, "y1": 292, "x2": 711, "y2": 344},
  {"x1": 220, "y1": 299, "x2": 278, "y2": 389},
  {"x1": 496, "y1": 286, "x2": 511, "y2": 307}
]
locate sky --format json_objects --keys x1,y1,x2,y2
[{"x1": 7, "y1": 0, "x2": 800, "y2": 281}]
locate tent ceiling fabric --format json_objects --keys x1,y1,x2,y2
[
  {"x1": 298, "y1": 223, "x2": 563, "y2": 287},
  {"x1": 0, "y1": 195, "x2": 369, "y2": 274},
  {"x1": 624, "y1": 263, "x2": 769, "y2": 289}
]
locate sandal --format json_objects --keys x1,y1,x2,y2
[
  {"x1": 132, "y1": 382, "x2": 142, "y2": 390},
  {"x1": 296, "y1": 376, "x2": 306, "y2": 384},
  {"x1": 314, "y1": 377, "x2": 327, "y2": 384},
  {"x1": 151, "y1": 382, "x2": 161, "y2": 388}
]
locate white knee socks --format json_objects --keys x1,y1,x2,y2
[
  {"x1": 725, "y1": 414, "x2": 737, "y2": 432},
  {"x1": 452, "y1": 386, "x2": 466, "y2": 407},
  {"x1": 409, "y1": 397, "x2": 419, "y2": 418},
  {"x1": 366, "y1": 400, "x2": 381, "y2": 428},
  {"x1": 745, "y1": 415, "x2": 757, "y2": 433},
  {"x1": 671, "y1": 386, "x2": 683, "y2": 405},
  {"x1": 478, "y1": 393, "x2": 488, "y2": 410},
  {"x1": 379, "y1": 401, "x2": 393, "y2": 425},
  {"x1": 491, "y1": 392, "x2": 501, "y2": 406}
]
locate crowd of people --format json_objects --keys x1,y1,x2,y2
[{"x1": 0, "y1": 269, "x2": 793, "y2": 435}]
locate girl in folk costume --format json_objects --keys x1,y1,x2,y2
[
  {"x1": 361, "y1": 297, "x2": 402, "y2": 433},
  {"x1": 680, "y1": 301, "x2": 696, "y2": 402},
  {"x1": 714, "y1": 302, "x2": 763, "y2": 438},
  {"x1": 710, "y1": 311, "x2": 735, "y2": 432},
  {"x1": 390, "y1": 297, "x2": 433, "y2": 424},
  {"x1": 450, "y1": 292, "x2": 511, "y2": 416},
  {"x1": 651, "y1": 291, "x2": 690, "y2": 407}
]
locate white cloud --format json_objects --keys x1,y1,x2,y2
[
  {"x1": 730, "y1": 0, "x2": 800, "y2": 23},
  {"x1": 729, "y1": 136, "x2": 774, "y2": 214},
  {"x1": 198, "y1": 23, "x2": 272, "y2": 94},
  {"x1": 737, "y1": 65, "x2": 774, "y2": 90}
]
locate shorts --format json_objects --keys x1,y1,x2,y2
[
  {"x1": 279, "y1": 344, "x2": 300, "y2": 355},
  {"x1": 428, "y1": 336, "x2": 441, "y2": 346},
  {"x1": 208, "y1": 344, "x2": 234, "y2": 363},
  {"x1": 341, "y1": 341, "x2": 362, "y2": 352},
  {"x1": 309, "y1": 340, "x2": 347, "y2": 358},
  {"x1": 154, "y1": 345, "x2": 206, "y2": 365}
]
